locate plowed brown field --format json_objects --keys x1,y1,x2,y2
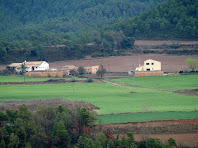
[{"x1": 49, "y1": 54, "x2": 198, "y2": 72}]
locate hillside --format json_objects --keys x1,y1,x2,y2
[
  {"x1": 1, "y1": 0, "x2": 198, "y2": 64},
  {"x1": 0, "y1": 0, "x2": 165, "y2": 41},
  {"x1": 111, "y1": 0, "x2": 198, "y2": 39}
]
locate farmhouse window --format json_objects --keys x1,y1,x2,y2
[
  {"x1": 146, "y1": 69, "x2": 150, "y2": 71},
  {"x1": 146, "y1": 63, "x2": 149, "y2": 65}
]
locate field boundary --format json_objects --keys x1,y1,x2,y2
[{"x1": 0, "y1": 80, "x2": 104, "y2": 85}]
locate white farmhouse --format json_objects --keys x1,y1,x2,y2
[{"x1": 7, "y1": 61, "x2": 49, "y2": 73}]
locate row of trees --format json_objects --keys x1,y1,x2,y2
[
  {"x1": 0, "y1": 30, "x2": 135, "y2": 64},
  {"x1": 0, "y1": 104, "x2": 177, "y2": 148}
]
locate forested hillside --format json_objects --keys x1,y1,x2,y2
[
  {"x1": 0, "y1": 0, "x2": 197, "y2": 64},
  {"x1": 0, "y1": 0, "x2": 165, "y2": 41},
  {"x1": 111, "y1": 0, "x2": 198, "y2": 39}
]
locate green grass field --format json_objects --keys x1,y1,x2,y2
[
  {"x1": 0, "y1": 75, "x2": 198, "y2": 123},
  {"x1": 114, "y1": 75, "x2": 198, "y2": 91},
  {"x1": 0, "y1": 82, "x2": 198, "y2": 115},
  {"x1": 97, "y1": 111, "x2": 198, "y2": 124}
]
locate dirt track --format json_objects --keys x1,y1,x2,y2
[{"x1": 48, "y1": 54, "x2": 198, "y2": 72}]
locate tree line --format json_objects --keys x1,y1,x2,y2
[
  {"x1": 0, "y1": 30, "x2": 135, "y2": 64},
  {"x1": 0, "y1": 104, "x2": 177, "y2": 148}
]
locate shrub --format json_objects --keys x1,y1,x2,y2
[
  {"x1": 70, "y1": 78, "x2": 76, "y2": 82},
  {"x1": 0, "y1": 69, "x2": 12, "y2": 75},
  {"x1": 77, "y1": 66, "x2": 85, "y2": 75},
  {"x1": 185, "y1": 58, "x2": 198, "y2": 71},
  {"x1": 168, "y1": 137, "x2": 177, "y2": 147},
  {"x1": 145, "y1": 138, "x2": 163, "y2": 148},
  {"x1": 86, "y1": 78, "x2": 93, "y2": 83}
]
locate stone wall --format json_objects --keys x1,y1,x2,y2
[{"x1": 135, "y1": 71, "x2": 164, "y2": 77}]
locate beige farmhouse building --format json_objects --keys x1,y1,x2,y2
[
  {"x1": 128, "y1": 59, "x2": 163, "y2": 77},
  {"x1": 62, "y1": 65, "x2": 100, "y2": 74},
  {"x1": 135, "y1": 59, "x2": 161, "y2": 71},
  {"x1": 84, "y1": 65, "x2": 100, "y2": 74}
]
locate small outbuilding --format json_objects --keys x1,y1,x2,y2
[
  {"x1": 84, "y1": 65, "x2": 100, "y2": 74},
  {"x1": 62, "y1": 65, "x2": 100, "y2": 74}
]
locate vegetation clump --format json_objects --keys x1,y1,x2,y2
[
  {"x1": 0, "y1": 104, "x2": 177, "y2": 147},
  {"x1": 185, "y1": 58, "x2": 198, "y2": 72},
  {"x1": 96, "y1": 65, "x2": 107, "y2": 79},
  {"x1": 86, "y1": 78, "x2": 93, "y2": 83},
  {"x1": 70, "y1": 78, "x2": 77, "y2": 82}
]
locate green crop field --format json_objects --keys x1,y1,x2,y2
[
  {"x1": 114, "y1": 75, "x2": 198, "y2": 91},
  {"x1": 97, "y1": 111, "x2": 198, "y2": 124},
  {"x1": 0, "y1": 75, "x2": 198, "y2": 124},
  {"x1": 0, "y1": 82, "x2": 198, "y2": 114}
]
